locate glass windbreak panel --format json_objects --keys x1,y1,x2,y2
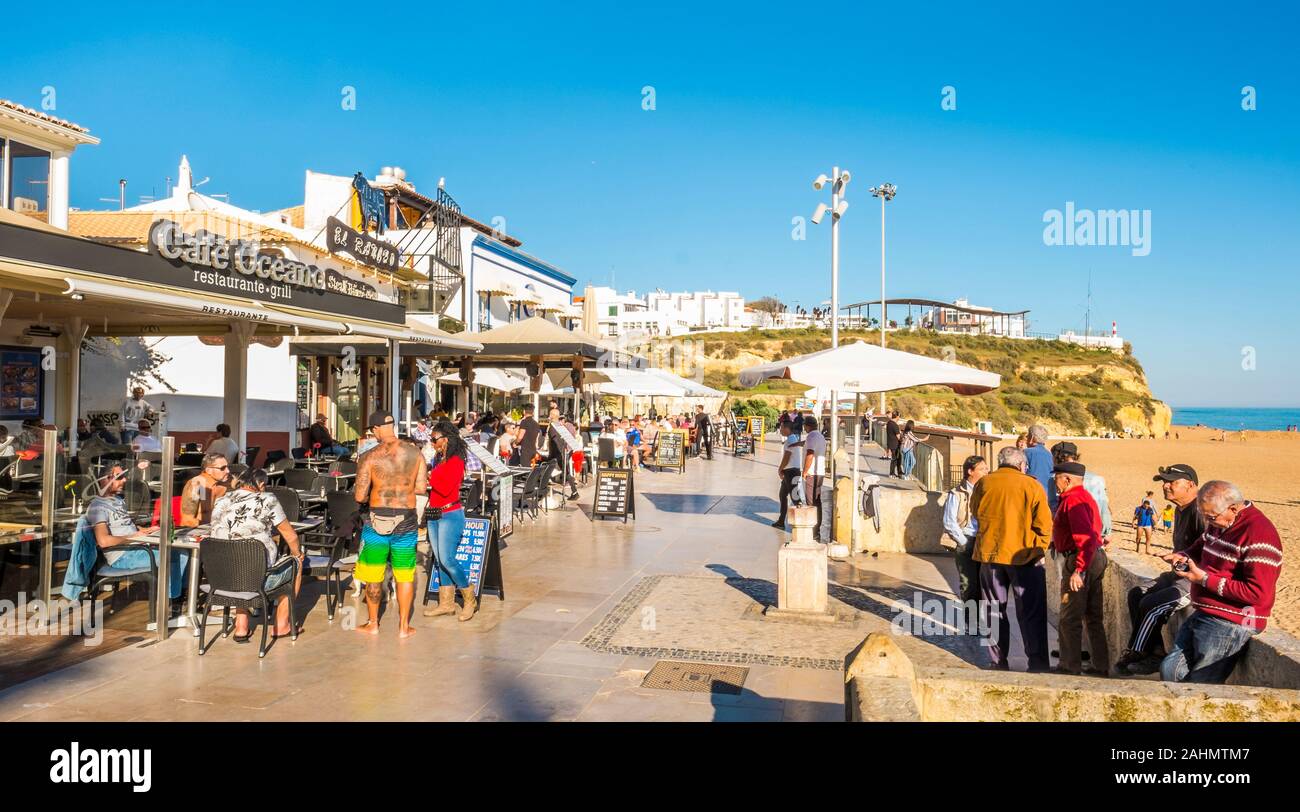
[
  {"x1": 335, "y1": 366, "x2": 360, "y2": 444},
  {"x1": 7, "y1": 141, "x2": 51, "y2": 222},
  {"x1": 0, "y1": 423, "x2": 48, "y2": 602}
]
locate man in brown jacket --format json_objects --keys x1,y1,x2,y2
[{"x1": 971, "y1": 446, "x2": 1054, "y2": 671}]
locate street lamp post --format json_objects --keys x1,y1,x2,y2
[
  {"x1": 869, "y1": 183, "x2": 896, "y2": 413},
  {"x1": 812, "y1": 168, "x2": 850, "y2": 540}
]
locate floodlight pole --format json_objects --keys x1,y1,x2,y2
[
  {"x1": 870, "y1": 183, "x2": 896, "y2": 414},
  {"x1": 813, "y1": 167, "x2": 849, "y2": 544}
]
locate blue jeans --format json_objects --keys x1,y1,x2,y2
[
  {"x1": 428, "y1": 508, "x2": 468, "y2": 589},
  {"x1": 1161, "y1": 611, "x2": 1256, "y2": 684},
  {"x1": 120, "y1": 429, "x2": 138, "y2": 444},
  {"x1": 319, "y1": 444, "x2": 350, "y2": 459},
  {"x1": 101, "y1": 548, "x2": 190, "y2": 600},
  {"x1": 901, "y1": 449, "x2": 916, "y2": 478}
]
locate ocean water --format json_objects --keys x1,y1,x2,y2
[{"x1": 1171, "y1": 407, "x2": 1300, "y2": 432}]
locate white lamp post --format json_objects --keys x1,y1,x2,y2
[
  {"x1": 811, "y1": 168, "x2": 850, "y2": 538},
  {"x1": 869, "y1": 182, "x2": 896, "y2": 413}
]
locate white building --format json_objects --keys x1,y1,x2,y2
[
  {"x1": 583, "y1": 286, "x2": 688, "y2": 338},
  {"x1": 920, "y1": 298, "x2": 1028, "y2": 338},
  {"x1": 646, "y1": 290, "x2": 746, "y2": 331}
]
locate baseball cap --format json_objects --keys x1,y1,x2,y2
[
  {"x1": 1153, "y1": 464, "x2": 1198, "y2": 484},
  {"x1": 366, "y1": 409, "x2": 394, "y2": 429},
  {"x1": 1050, "y1": 441, "x2": 1079, "y2": 458},
  {"x1": 1052, "y1": 461, "x2": 1085, "y2": 476}
]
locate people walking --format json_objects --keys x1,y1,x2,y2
[
  {"x1": 942, "y1": 455, "x2": 988, "y2": 633},
  {"x1": 694, "y1": 405, "x2": 713, "y2": 460},
  {"x1": 1050, "y1": 461, "x2": 1109, "y2": 676},
  {"x1": 353, "y1": 410, "x2": 426, "y2": 638},
  {"x1": 1115, "y1": 464, "x2": 1203, "y2": 675},
  {"x1": 1133, "y1": 497, "x2": 1157, "y2": 554},
  {"x1": 971, "y1": 447, "x2": 1054, "y2": 672},
  {"x1": 898, "y1": 420, "x2": 929, "y2": 480},
  {"x1": 422, "y1": 421, "x2": 476, "y2": 622},
  {"x1": 885, "y1": 411, "x2": 902, "y2": 473}
]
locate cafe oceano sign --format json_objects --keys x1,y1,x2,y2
[{"x1": 150, "y1": 219, "x2": 333, "y2": 296}]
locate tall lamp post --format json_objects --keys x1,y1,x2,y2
[
  {"x1": 869, "y1": 182, "x2": 896, "y2": 413},
  {"x1": 812, "y1": 168, "x2": 850, "y2": 533}
]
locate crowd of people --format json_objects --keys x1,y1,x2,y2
[{"x1": 940, "y1": 423, "x2": 1282, "y2": 685}]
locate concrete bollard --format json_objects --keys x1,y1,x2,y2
[{"x1": 777, "y1": 505, "x2": 829, "y2": 615}]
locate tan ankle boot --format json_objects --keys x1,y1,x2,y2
[
  {"x1": 458, "y1": 587, "x2": 478, "y2": 621},
  {"x1": 423, "y1": 585, "x2": 457, "y2": 617}
]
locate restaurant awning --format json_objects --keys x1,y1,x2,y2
[
  {"x1": 737, "y1": 339, "x2": 1001, "y2": 395},
  {"x1": 455, "y1": 316, "x2": 616, "y2": 361},
  {"x1": 644, "y1": 367, "x2": 727, "y2": 398},
  {"x1": 287, "y1": 318, "x2": 482, "y2": 357},
  {"x1": 594, "y1": 367, "x2": 687, "y2": 397}
]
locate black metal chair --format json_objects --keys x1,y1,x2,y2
[
  {"x1": 512, "y1": 464, "x2": 546, "y2": 522},
  {"x1": 243, "y1": 445, "x2": 261, "y2": 469},
  {"x1": 298, "y1": 491, "x2": 360, "y2": 621},
  {"x1": 83, "y1": 542, "x2": 159, "y2": 629},
  {"x1": 269, "y1": 486, "x2": 301, "y2": 522},
  {"x1": 597, "y1": 437, "x2": 620, "y2": 468},
  {"x1": 197, "y1": 537, "x2": 299, "y2": 658},
  {"x1": 282, "y1": 467, "x2": 318, "y2": 492},
  {"x1": 328, "y1": 460, "x2": 357, "y2": 477},
  {"x1": 177, "y1": 451, "x2": 205, "y2": 468},
  {"x1": 264, "y1": 449, "x2": 287, "y2": 466}
]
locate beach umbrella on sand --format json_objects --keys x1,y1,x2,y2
[{"x1": 738, "y1": 340, "x2": 1000, "y2": 395}]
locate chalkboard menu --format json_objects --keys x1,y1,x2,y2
[
  {"x1": 735, "y1": 432, "x2": 755, "y2": 456},
  {"x1": 424, "y1": 514, "x2": 504, "y2": 599},
  {"x1": 594, "y1": 467, "x2": 635, "y2": 522},
  {"x1": 653, "y1": 429, "x2": 687, "y2": 472},
  {"x1": 466, "y1": 438, "x2": 510, "y2": 474}
]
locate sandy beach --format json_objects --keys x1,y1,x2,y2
[{"x1": 1075, "y1": 427, "x2": 1300, "y2": 637}]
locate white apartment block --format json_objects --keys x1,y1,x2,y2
[{"x1": 646, "y1": 290, "x2": 746, "y2": 331}]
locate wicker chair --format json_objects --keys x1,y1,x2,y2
[
  {"x1": 297, "y1": 491, "x2": 360, "y2": 621},
  {"x1": 197, "y1": 537, "x2": 299, "y2": 658}
]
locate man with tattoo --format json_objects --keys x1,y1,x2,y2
[
  {"x1": 353, "y1": 409, "x2": 427, "y2": 638},
  {"x1": 179, "y1": 453, "x2": 231, "y2": 528}
]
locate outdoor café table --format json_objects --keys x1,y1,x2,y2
[{"x1": 128, "y1": 527, "x2": 206, "y2": 633}]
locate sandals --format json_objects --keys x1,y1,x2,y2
[{"x1": 232, "y1": 629, "x2": 254, "y2": 643}]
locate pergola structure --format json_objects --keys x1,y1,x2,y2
[{"x1": 841, "y1": 297, "x2": 1029, "y2": 337}]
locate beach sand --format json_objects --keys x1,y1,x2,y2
[{"x1": 1074, "y1": 427, "x2": 1300, "y2": 637}]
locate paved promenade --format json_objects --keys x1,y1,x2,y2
[{"x1": 0, "y1": 438, "x2": 986, "y2": 722}]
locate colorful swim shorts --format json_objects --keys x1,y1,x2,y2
[{"x1": 355, "y1": 509, "x2": 419, "y2": 584}]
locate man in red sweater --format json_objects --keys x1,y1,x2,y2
[
  {"x1": 1161, "y1": 480, "x2": 1282, "y2": 684},
  {"x1": 1051, "y1": 462, "x2": 1109, "y2": 675}
]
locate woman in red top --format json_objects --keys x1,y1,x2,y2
[{"x1": 422, "y1": 421, "x2": 476, "y2": 621}]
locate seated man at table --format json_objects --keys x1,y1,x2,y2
[
  {"x1": 130, "y1": 419, "x2": 163, "y2": 454},
  {"x1": 86, "y1": 464, "x2": 189, "y2": 602},
  {"x1": 179, "y1": 453, "x2": 231, "y2": 528},
  {"x1": 307, "y1": 414, "x2": 351, "y2": 459}
]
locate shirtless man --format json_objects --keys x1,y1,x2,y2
[
  {"x1": 353, "y1": 409, "x2": 427, "y2": 638},
  {"x1": 179, "y1": 453, "x2": 230, "y2": 528}
]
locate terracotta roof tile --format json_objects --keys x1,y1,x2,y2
[{"x1": 0, "y1": 98, "x2": 90, "y2": 134}]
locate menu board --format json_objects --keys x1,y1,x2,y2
[
  {"x1": 593, "y1": 467, "x2": 634, "y2": 522},
  {"x1": 735, "y1": 433, "x2": 755, "y2": 456},
  {"x1": 424, "y1": 514, "x2": 504, "y2": 599},
  {"x1": 549, "y1": 422, "x2": 583, "y2": 452},
  {"x1": 466, "y1": 438, "x2": 510, "y2": 474},
  {"x1": 496, "y1": 474, "x2": 514, "y2": 539},
  {"x1": 654, "y1": 429, "x2": 687, "y2": 472},
  {"x1": 0, "y1": 348, "x2": 43, "y2": 420},
  {"x1": 745, "y1": 416, "x2": 766, "y2": 440}
]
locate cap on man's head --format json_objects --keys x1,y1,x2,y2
[
  {"x1": 1050, "y1": 441, "x2": 1079, "y2": 458},
  {"x1": 366, "y1": 410, "x2": 394, "y2": 429},
  {"x1": 137, "y1": 419, "x2": 151, "y2": 430},
  {"x1": 1052, "y1": 461, "x2": 1086, "y2": 477},
  {"x1": 1153, "y1": 463, "x2": 1198, "y2": 484}
]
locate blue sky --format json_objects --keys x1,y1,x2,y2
[{"x1": 5, "y1": 2, "x2": 1297, "y2": 407}]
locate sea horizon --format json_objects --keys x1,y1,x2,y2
[{"x1": 1171, "y1": 407, "x2": 1300, "y2": 432}]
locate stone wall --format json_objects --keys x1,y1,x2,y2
[
  {"x1": 1044, "y1": 545, "x2": 1300, "y2": 690},
  {"x1": 837, "y1": 477, "x2": 946, "y2": 554}
]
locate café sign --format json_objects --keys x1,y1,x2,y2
[
  {"x1": 149, "y1": 219, "x2": 326, "y2": 292},
  {"x1": 325, "y1": 216, "x2": 399, "y2": 272}
]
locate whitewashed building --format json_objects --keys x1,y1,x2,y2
[{"x1": 646, "y1": 290, "x2": 746, "y2": 331}]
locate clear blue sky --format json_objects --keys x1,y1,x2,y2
[{"x1": 5, "y1": 2, "x2": 1297, "y2": 407}]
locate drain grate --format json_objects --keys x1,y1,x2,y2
[{"x1": 641, "y1": 660, "x2": 747, "y2": 694}]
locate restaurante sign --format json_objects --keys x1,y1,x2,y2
[
  {"x1": 149, "y1": 219, "x2": 326, "y2": 292},
  {"x1": 325, "y1": 216, "x2": 399, "y2": 272}
]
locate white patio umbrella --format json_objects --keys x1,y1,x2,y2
[
  {"x1": 438, "y1": 367, "x2": 529, "y2": 393},
  {"x1": 738, "y1": 340, "x2": 1000, "y2": 395}
]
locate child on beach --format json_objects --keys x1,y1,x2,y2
[
  {"x1": 1133, "y1": 497, "x2": 1157, "y2": 553},
  {"x1": 1161, "y1": 502, "x2": 1175, "y2": 533}
]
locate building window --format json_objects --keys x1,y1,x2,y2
[{"x1": 6, "y1": 140, "x2": 51, "y2": 222}]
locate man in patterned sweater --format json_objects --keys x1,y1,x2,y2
[{"x1": 1160, "y1": 480, "x2": 1282, "y2": 684}]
